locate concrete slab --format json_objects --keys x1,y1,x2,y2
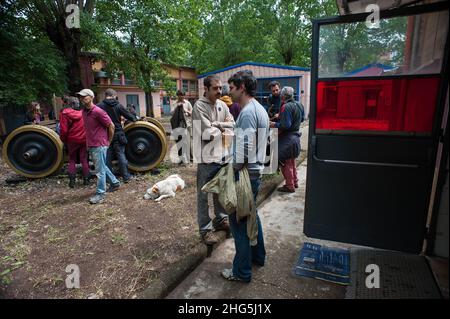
[{"x1": 166, "y1": 123, "x2": 357, "y2": 299}]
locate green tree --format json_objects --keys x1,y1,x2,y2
[
  {"x1": 83, "y1": 0, "x2": 206, "y2": 113},
  {"x1": 318, "y1": 16, "x2": 407, "y2": 76},
  {"x1": 276, "y1": 0, "x2": 337, "y2": 66},
  {"x1": 12, "y1": 0, "x2": 96, "y2": 94},
  {"x1": 0, "y1": 2, "x2": 67, "y2": 108},
  {"x1": 191, "y1": 0, "x2": 338, "y2": 74},
  {"x1": 191, "y1": 0, "x2": 280, "y2": 74}
]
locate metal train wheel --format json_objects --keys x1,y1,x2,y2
[
  {"x1": 124, "y1": 121, "x2": 167, "y2": 172},
  {"x1": 142, "y1": 117, "x2": 166, "y2": 135},
  {"x1": 2, "y1": 125, "x2": 64, "y2": 178}
]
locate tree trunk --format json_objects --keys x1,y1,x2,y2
[
  {"x1": 146, "y1": 92, "x2": 154, "y2": 117},
  {"x1": 45, "y1": 19, "x2": 83, "y2": 94},
  {"x1": 282, "y1": 47, "x2": 294, "y2": 65},
  {"x1": 32, "y1": 1, "x2": 96, "y2": 95}
]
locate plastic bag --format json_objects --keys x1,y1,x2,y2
[
  {"x1": 236, "y1": 168, "x2": 258, "y2": 246},
  {"x1": 201, "y1": 163, "x2": 237, "y2": 214},
  {"x1": 235, "y1": 168, "x2": 253, "y2": 222},
  {"x1": 202, "y1": 164, "x2": 258, "y2": 246}
]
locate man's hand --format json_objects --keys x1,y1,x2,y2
[
  {"x1": 108, "y1": 123, "x2": 115, "y2": 145},
  {"x1": 212, "y1": 121, "x2": 224, "y2": 132},
  {"x1": 270, "y1": 113, "x2": 279, "y2": 122},
  {"x1": 270, "y1": 121, "x2": 277, "y2": 128}
]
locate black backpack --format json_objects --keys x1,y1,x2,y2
[{"x1": 170, "y1": 104, "x2": 186, "y2": 130}]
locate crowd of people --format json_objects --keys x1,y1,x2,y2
[
  {"x1": 25, "y1": 73, "x2": 305, "y2": 283},
  {"x1": 178, "y1": 72, "x2": 306, "y2": 283},
  {"x1": 56, "y1": 88, "x2": 138, "y2": 204}
]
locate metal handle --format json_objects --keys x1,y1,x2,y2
[
  {"x1": 312, "y1": 154, "x2": 420, "y2": 168},
  {"x1": 311, "y1": 135, "x2": 420, "y2": 168}
]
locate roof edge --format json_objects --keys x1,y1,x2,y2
[{"x1": 198, "y1": 61, "x2": 310, "y2": 79}]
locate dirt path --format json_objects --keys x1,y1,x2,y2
[{"x1": 0, "y1": 152, "x2": 200, "y2": 299}]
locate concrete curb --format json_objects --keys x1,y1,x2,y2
[
  {"x1": 142, "y1": 243, "x2": 207, "y2": 299},
  {"x1": 256, "y1": 150, "x2": 307, "y2": 207},
  {"x1": 141, "y1": 230, "x2": 228, "y2": 299},
  {"x1": 141, "y1": 151, "x2": 308, "y2": 299}
]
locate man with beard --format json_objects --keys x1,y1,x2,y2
[
  {"x1": 267, "y1": 81, "x2": 281, "y2": 120},
  {"x1": 192, "y1": 75, "x2": 235, "y2": 245}
]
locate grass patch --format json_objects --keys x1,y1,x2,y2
[
  {"x1": 85, "y1": 208, "x2": 124, "y2": 236},
  {"x1": 143, "y1": 161, "x2": 172, "y2": 182},
  {"x1": 111, "y1": 233, "x2": 127, "y2": 245},
  {"x1": 261, "y1": 171, "x2": 280, "y2": 181},
  {"x1": 44, "y1": 226, "x2": 67, "y2": 244},
  {"x1": 32, "y1": 274, "x2": 64, "y2": 288},
  {"x1": 0, "y1": 222, "x2": 30, "y2": 285}
]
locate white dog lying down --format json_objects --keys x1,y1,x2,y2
[{"x1": 143, "y1": 174, "x2": 185, "y2": 202}]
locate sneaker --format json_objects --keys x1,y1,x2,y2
[
  {"x1": 220, "y1": 269, "x2": 249, "y2": 282},
  {"x1": 277, "y1": 185, "x2": 295, "y2": 193},
  {"x1": 202, "y1": 231, "x2": 220, "y2": 245},
  {"x1": 89, "y1": 193, "x2": 105, "y2": 205},
  {"x1": 123, "y1": 175, "x2": 133, "y2": 183},
  {"x1": 107, "y1": 182, "x2": 120, "y2": 192},
  {"x1": 83, "y1": 176, "x2": 91, "y2": 186},
  {"x1": 68, "y1": 175, "x2": 76, "y2": 188}
]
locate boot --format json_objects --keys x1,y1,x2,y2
[
  {"x1": 68, "y1": 174, "x2": 76, "y2": 188},
  {"x1": 83, "y1": 174, "x2": 91, "y2": 186}
]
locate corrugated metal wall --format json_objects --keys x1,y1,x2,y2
[{"x1": 198, "y1": 64, "x2": 311, "y2": 117}]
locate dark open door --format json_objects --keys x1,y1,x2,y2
[{"x1": 304, "y1": 3, "x2": 449, "y2": 254}]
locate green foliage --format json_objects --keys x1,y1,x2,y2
[
  {"x1": 190, "y1": 0, "x2": 338, "y2": 74},
  {"x1": 319, "y1": 16, "x2": 407, "y2": 76},
  {"x1": 83, "y1": 0, "x2": 206, "y2": 94},
  {"x1": 0, "y1": 0, "x2": 343, "y2": 108},
  {"x1": 0, "y1": 14, "x2": 67, "y2": 108}
]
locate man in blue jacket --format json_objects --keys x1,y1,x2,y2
[{"x1": 270, "y1": 86, "x2": 305, "y2": 193}]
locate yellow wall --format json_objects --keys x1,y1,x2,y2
[
  {"x1": 92, "y1": 60, "x2": 105, "y2": 72},
  {"x1": 163, "y1": 65, "x2": 197, "y2": 82},
  {"x1": 91, "y1": 62, "x2": 198, "y2": 119}
]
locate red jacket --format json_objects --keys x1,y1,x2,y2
[{"x1": 59, "y1": 108, "x2": 86, "y2": 144}]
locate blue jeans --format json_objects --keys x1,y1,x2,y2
[
  {"x1": 229, "y1": 177, "x2": 266, "y2": 282},
  {"x1": 106, "y1": 140, "x2": 130, "y2": 179},
  {"x1": 90, "y1": 146, "x2": 119, "y2": 195}
]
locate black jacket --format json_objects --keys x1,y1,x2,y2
[
  {"x1": 170, "y1": 104, "x2": 186, "y2": 130},
  {"x1": 97, "y1": 99, "x2": 137, "y2": 132},
  {"x1": 268, "y1": 94, "x2": 281, "y2": 116}
]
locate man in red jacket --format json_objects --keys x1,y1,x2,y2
[{"x1": 59, "y1": 97, "x2": 90, "y2": 188}]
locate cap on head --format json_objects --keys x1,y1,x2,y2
[{"x1": 76, "y1": 89, "x2": 95, "y2": 97}]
